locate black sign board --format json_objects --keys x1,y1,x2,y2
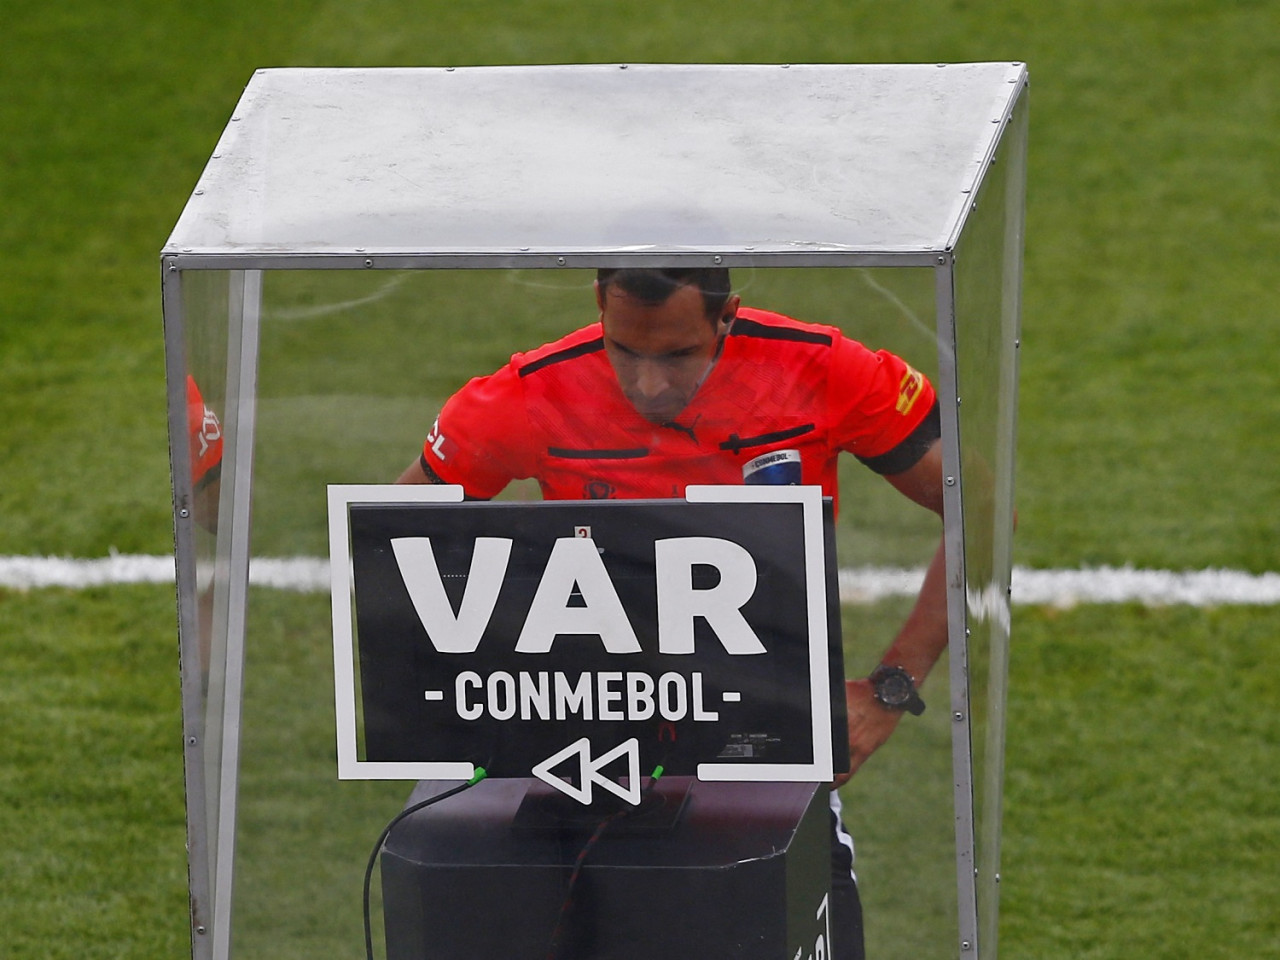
[{"x1": 329, "y1": 486, "x2": 845, "y2": 802}]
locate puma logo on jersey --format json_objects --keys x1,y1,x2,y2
[
  {"x1": 426, "y1": 418, "x2": 450, "y2": 462},
  {"x1": 197, "y1": 406, "x2": 222, "y2": 459}
]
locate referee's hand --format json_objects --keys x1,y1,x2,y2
[{"x1": 832, "y1": 677, "x2": 903, "y2": 788}]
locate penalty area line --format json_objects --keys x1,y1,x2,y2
[{"x1": 0, "y1": 555, "x2": 1278, "y2": 607}]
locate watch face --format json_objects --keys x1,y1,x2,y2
[
  {"x1": 872, "y1": 665, "x2": 923, "y2": 714},
  {"x1": 878, "y1": 672, "x2": 912, "y2": 706}
]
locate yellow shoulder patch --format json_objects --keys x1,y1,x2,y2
[{"x1": 895, "y1": 365, "x2": 925, "y2": 416}]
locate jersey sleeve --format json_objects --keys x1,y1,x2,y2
[
  {"x1": 421, "y1": 362, "x2": 539, "y2": 498},
  {"x1": 827, "y1": 336, "x2": 939, "y2": 475}
]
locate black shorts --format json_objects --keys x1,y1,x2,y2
[{"x1": 829, "y1": 811, "x2": 866, "y2": 960}]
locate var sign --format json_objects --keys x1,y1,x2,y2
[{"x1": 328, "y1": 485, "x2": 845, "y2": 793}]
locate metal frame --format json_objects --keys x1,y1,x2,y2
[
  {"x1": 934, "y1": 253, "x2": 980, "y2": 955},
  {"x1": 162, "y1": 266, "x2": 216, "y2": 949}
]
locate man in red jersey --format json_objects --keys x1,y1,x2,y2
[{"x1": 398, "y1": 267, "x2": 948, "y2": 960}]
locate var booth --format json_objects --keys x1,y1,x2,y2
[{"x1": 162, "y1": 63, "x2": 1026, "y2": 959}]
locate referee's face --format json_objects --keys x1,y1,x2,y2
[{"x1": 597, "y1": 282, "x2": 736, "y2": 423}]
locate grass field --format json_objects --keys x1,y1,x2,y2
[{"x1": 1, "y1": 1, "x2": 1277, "y2": 958}]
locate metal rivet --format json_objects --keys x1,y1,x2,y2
[
  {"x1": 954, "y1": 712, "x2": 965, "y2": 722},
  {"x1": 619, "y1": 64, "x2": 628, "y2": 70},
  {"x1": 179, "y1": 508, "x2": 190, "y2": 518},
  {"x1": 196, "y1": 926, "x2": 207, "y2": 936},
  {"x1": 945, "y1": 476, "x2": 956, "y2": 486},
  {"x1": 556, "y1": 257, "x2": 567, "y2": 266},
  {"x1": 712, "y1": 255, "x2": 723, "y2": 265},
  {"x1": 962, "y1": 941, "x2": 972, "y2": 951},
  {"x1": 363, "y1": 259, "x2": 373, "y2": 268},
  {"x1": 188, "y1": 737, "x2": 197, "y2": 745}
]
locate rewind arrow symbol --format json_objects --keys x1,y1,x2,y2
[{"x1": 531, "y1": 737, "x2": 642, "y2": 806}]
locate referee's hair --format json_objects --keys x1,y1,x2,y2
[{"x1": 596, "y1": 267, "x2": 732, "y2": 322}]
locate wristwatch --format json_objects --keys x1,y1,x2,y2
[{"x1": 869, "y1": 665, "x2": 926, "y2": 716}]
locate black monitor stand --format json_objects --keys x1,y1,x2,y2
[{"x1": 381, "y1": 777, "x2": 832, "y2": 960}]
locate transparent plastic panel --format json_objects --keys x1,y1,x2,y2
[
  {"x1": 179, "y1": 264, "x2": 968, "y2": 959},
  {"x1": 177, "y1": 268, "x2": 232, "y2": 945},
  {"x1": 950, "y1": 90, "x2": 1027, "y2": 960}
]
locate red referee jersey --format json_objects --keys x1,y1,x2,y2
[
  {"x1": 422, "y1": 307, "x2": 937, "y2": 507},
  {"x1": 186, "y1": 375, "x2": 223, "y2": 490}
]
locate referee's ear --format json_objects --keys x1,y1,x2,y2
[{"x1": 719, "y1": 295, "x2": 741, "y2": 329}]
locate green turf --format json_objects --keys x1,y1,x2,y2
[
  {"x1": 2, "y1": 1, "x2": 1278, "y2": 957},
  {"x1": 999, "y1": 603, "x2": 1280, "y2": 959},
  {"x1": 3, "y1": 0, "x2": 1278, "y2": 569},
  {"x1": 4, "y1": 589, "x2": 1275, "y2": 958},
  {"x1": 0, "y1": 586, "x2": 189, "y2": 959}
]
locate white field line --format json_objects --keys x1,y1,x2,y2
[{"x1": 1, "y1": 555, "x2": 1278, "y2": 607}]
